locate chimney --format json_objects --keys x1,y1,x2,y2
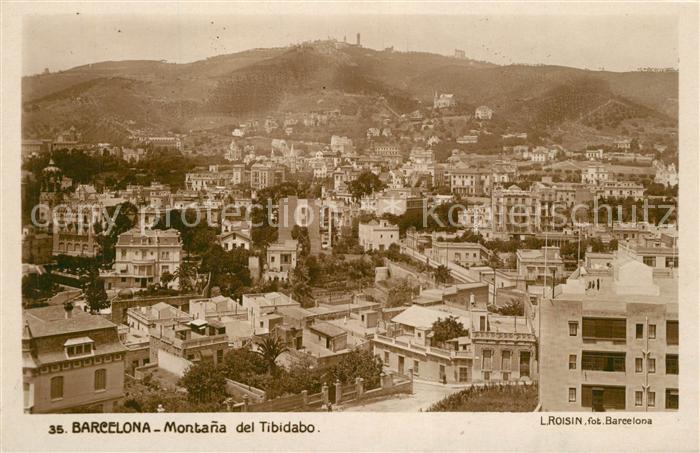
[{"x1": 64, "y1": 302, "x2": 74, "y2": 319}]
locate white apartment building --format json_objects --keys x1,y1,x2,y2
[{"x1": 101, "y1": 228, "x2": 182, "y2": 290}]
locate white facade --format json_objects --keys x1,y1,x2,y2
[{"x1": 358, "y1": 220, "x2": 399, "y2": 252}]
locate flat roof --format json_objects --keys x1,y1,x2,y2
[{"x1": 309, "y1": 321, "x2": 346, "y2": 338}]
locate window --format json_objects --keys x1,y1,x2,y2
[
  {"x1": 66, "y1": 341, "x2": 92, "y2": 357},
  {"x1": 94, "y1": 369, "x2": 106, "y2": 391},
  {"x1": 666, "y1": 321, "x2": 678, "y2": 345},
  {"x1": 569, "y1": 354, "x2": 577, "y2": 370},
  {"x1": 502, "y1": 372, "x2": 510, "y2": 381},
  {"x1": 569, "y1": 388, "x2": 577, "y2": 402},
  {"x1": 582, "y1": 318, "x2": 626, "y2": 341},
  {"x1": 666, "y1": 354, "x2": 678, "y2": 375},
  {"x1": 482, "y1": 350, "x2": 493, "y2": 371},
  {"x1": 581, "y1": 351, "x2": 626, "y2": 372},
  {"x1": 50, "y1": 376, "x2": 64, "y2": 400},
  {"x1": 635, "y1": 391, "x2": 643, "y2": 406},
  {"x1": 648, "y1": 391, "x2": 656, "y2": 407},
  {"x1": 581, "y1": 385, "x2": 626, "y2": 410},
  {"x1": 414, "y1": 360, "x2": 420, "y2": 375},
  {"x1": 384, "y1": 351, "x2": 389, "y2": 363},
  {"x1": 643, "y1": 256, "x2": 654, "y2": 266},
  {"x1": 501, "y1": 351, "x2": 511, "y2": 371},
  {"x1": 635, "y1": 358, "x2": 643, "y2": 372},
  {"x1": 569, "y1": 321, "x2": 578, "y2": 336},
  {"x1": 649, "y1": 324, "x2": 656, "y2": 339},
  {"x1": 648, "y1": 358, "x2": 656, "y2": 373},
  {"x1": 483, "y1": 371, "x2": 491, "y2": 381},
  {"x1": 665, "y1": 389, "x2": 678, "y2": 409},
  {"x1": 636, "y1": 324, "x2": 643, "y2": 339}
]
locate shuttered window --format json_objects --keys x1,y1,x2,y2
[
  {"x1": 50, "y1": 376, "x2": 64, "y2": 399},
  {"x1": 94, "y1": 369, "x2": 107, "y2": 391}
]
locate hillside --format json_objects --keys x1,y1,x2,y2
[{"x1": 22, "y1": 41, "x2": 678, "y2": 143}]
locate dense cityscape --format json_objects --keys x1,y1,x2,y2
[{"x1": 20, "y1": 37, "x2": 679, "y2": 415}]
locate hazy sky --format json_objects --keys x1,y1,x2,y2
[{"x1": 23, "y1": 13, "x2": 678, "y2": 75}]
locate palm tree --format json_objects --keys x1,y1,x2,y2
[
  {"x1": 174, "y1": 263, "x2": 196, "y2": 292},
  {"x1": 433, "y1": 265, "x2": 450, "y2": 285},
  {"x1": 255, "y1": 336, "x2": 288, "y2": 375}
]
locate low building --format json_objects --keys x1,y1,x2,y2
[
  {"x1": 241, "y1": 292, "x2": 300, "y2": 329},
  {"x1": 149, "y1": 319, "x2": 229, "y2": 366},
  {"x1": 617, "y1": 238, "x2": 678, "y2": 270},
  {"x1": 264, "y1": 239, "x2": 298, "y2": 282},
  {"x1": 219, "y1": 228, "x2": 251, "y2": 251},
  {"x1": 434, "y1": 93, "x2": 456, "y2": 109},
  {"x1": 126, "y1": 302, "x2": 192, "y2": 334},
  {"x1": 429, "y1": 241, "x2": 490, "y2": 267},
  {"x1": 516, "y1": 247, "x2": 566, "y2": 281},
  {"x1": 358, "y1": 219, "x2": 399, "y2": 252},
  {"x1": 23, "y1": 304, "x2": 127, "y2": 413}
]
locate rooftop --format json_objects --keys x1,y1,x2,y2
[
  {"x1": 308, "y1": 321, "x2": 346, "y2": 338},
  {"x1": 243, "y1": 292, "x2": 299, "y2": 308},
  {"x1": 391, "y1": 305, "x2": 471, "y2": 331},
  {"x1": 24, "y1": 306, "x2": 117, "y2": 338}
]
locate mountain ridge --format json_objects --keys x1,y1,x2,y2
[{"x1": 22, "y1": 41, "x2": 678, "y2": 143}]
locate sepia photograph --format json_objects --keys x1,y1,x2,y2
[{"x1": 2, "y1": 1, "x2": 699, "y2": 452}]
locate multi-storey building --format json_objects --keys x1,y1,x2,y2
[
  {"x1": 474, "y1": 105, "x2": 494, "y2": 120},
  {"x1": 373, "y1": 299, "x2": 536, "y2": 384},
  {"x1": 582, "y1": 163, "x2": 613, "y2": 185},
  {"x1": 250, "y1": 163, "x2": 285, "y2": 190},
  {"x1": 491, "y1": 185, "x2": 540, "y2": 237},
  {"x1": 23, "y1": 304, "x2": 127, "y2": 413},
  {"x1": 449, "y1": 165, "x2": 491, "y2": 197},
  {"x1": 539, "y1": 255, "x2": 678, "y2": 412},
  {"x1": 597, "y1": 181, "x2": 645, "y2": 200},
  {"x1": 373, "y1": 144, "x2": 402, "y2": 167},
  {"x1": 100, "y1": 228, "x2": 182, "y2": 290}
]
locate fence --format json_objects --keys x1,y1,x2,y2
[{"x1": 241, "y1": 372, "x2": 413, "y2": 412}]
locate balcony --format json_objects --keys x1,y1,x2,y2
[
  {"x1": 471, "y1": 331, "x2": 536, "y2": 343},
  {"x1": 373, "y1": 334, "x2": 473, "y2": 360}
]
